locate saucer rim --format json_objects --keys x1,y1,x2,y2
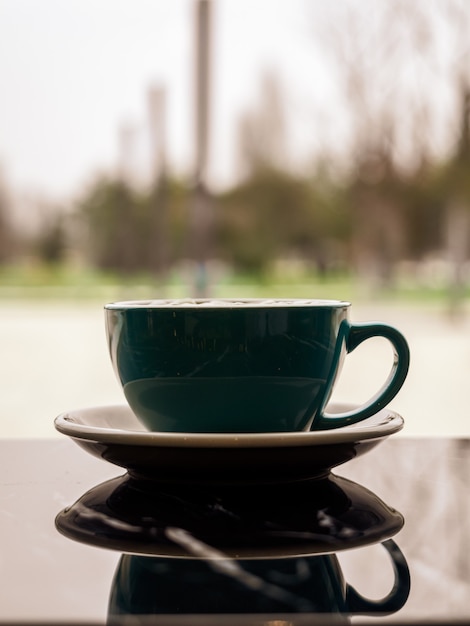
[{"x1": 54, "y1": 403, "x2": 403, "y2": 448}]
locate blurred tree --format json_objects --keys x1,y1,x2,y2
[
  {"x1": 224, "y1": 69, "x2": 349, "y2": 273},
  {"x1": 0, "y1": 168, "x2": 14, "y2": 263},
  {"x1": 310, "y1": 0, "x2": 470, "y2": 285},
  {"x1": 436, "y1": 81, "x2": 470, "y2": 308},
  {"x1": 35, "y1": 212, "x2": 67, "y2": 264},
  {"x1": 217, "y1": 167, "x2": 350, "y2": 274},
  {"x1": 0, "y1": 196, "x2": 11, "y2": 264},
  {"x1": 144, "y1": 175, "x2": 170, "y2": 276},
  {"x1": 79, "y1": 177, "x2": 143, "y2": 273},
  {"x1": 142, "y1": 175, "x2": 191, "y2": 271},
  {"x1": 217, "y1": 169, "x2": 306, "y2": 272},
  {"x1": 401, "y1": 165, "x2": 444, "y2": 261},
  {"x1": 77, "y1": 174, "x2": 192, "y2": 275}
]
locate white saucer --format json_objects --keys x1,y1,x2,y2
[{"x1": 55, "y1": 402, "x2": 403, "y2": 484}]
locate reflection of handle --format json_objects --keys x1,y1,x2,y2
[
  {"x1": 316, "y1": 321, "x2": 410, "y2": 430},
  {"x1": 346, "y1": 539, "x2": 411, "y2": 615}
]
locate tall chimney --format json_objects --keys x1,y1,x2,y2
[
  {"x1": 194, "y1": 0, "x2": 212, "y2": 186},
  {"x1": 147, "y1": 84, "x2": 167, "y2": 183},
  {"x1": 189, "y1": 0, "x2": 214, "y2": 292}
]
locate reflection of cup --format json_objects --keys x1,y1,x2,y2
[
  {"x1": 56, "y1": 473, "x2": 409, "y2": 620},
  {"x1": 105, "y1": 298, "x2": 409, "y2": 432},
  {"x1": 108, "y1": 540, "x2": 410, "y2": 618}
]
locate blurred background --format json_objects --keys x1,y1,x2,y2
[{"x1": 1, "y1": 0, "x2": 470, "y2": 437}]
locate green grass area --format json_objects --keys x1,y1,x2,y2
[
  {"x1": 0, "y1": 262, "x2": 160, "y2": 301},
  {"x1": 0, "y1": 261, "x2": 467, "y2": 306}
]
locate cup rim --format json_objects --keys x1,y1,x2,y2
[{"x1": 104, "y1": 298, "x2": 351, "y2": 310}]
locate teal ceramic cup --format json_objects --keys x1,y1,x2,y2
[{"x1": 104, "y1": 298, "x2": 409, "y2": 433}]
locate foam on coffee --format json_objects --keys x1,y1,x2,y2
[{"x1": 106, "y1": 298, "x2": 350, "y2": 309}]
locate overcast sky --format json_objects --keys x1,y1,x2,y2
[{"x1": 0, "y1": 0, "x2": 337, "y2": 201}]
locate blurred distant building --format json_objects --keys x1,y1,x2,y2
[
  {"x1": 9, "y1": 191, "x2": 56, "y2": 239},
  {"x1": 236, "y1": 69, "x2": 289, "y2": 179},
  {"x1": 115, "y1": 84, "x2": 168, "y2": 191},
  {"x1": 117, "y1": 122, "x2": 139, "y2": 187},
  {"x1": 147, "y1": 84, "x2": 167, "y2": 183}
]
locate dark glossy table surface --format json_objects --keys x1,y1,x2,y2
[{"x1": 0, "y1": 433, "x2": 469, "y2": 625}]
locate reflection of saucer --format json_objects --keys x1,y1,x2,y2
[
  {"x1": 55, "y1": 473, "x2": 404, "y2": 559},
  {"x1": 54, "y1": 403, "x2": 403, "y2": 484}
]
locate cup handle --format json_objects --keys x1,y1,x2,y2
[
  {"x1": 346, "y1": 539, "x2": 411, "y2": 615},
  {"x1": 315, "y1": 321, "x2": 410, "y2": 430}
]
